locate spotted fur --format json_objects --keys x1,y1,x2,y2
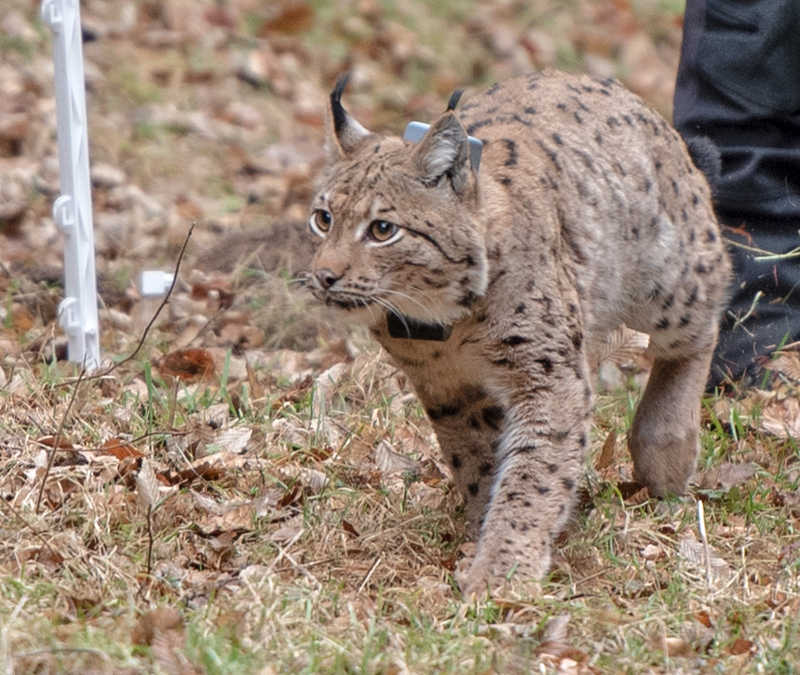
[{"x1": 307, "y1": 71, "x2": 730, "y2": 596}]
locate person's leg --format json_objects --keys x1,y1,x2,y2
[{"x1": 674, "y1": 0, "x2": 800, "y2": 387}]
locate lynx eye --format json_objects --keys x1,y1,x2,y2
[
  {"x1": 309, "y1": 209, "x2": 332, "y2": 237},
  {"x1": 367, "y1": 219, "x2": 399, "y2": 243}
]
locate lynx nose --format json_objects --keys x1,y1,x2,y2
[{"x1": 314, "y1": 268, "x2": 342, "y2": 290}]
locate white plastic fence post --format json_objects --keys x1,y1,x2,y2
[{"x1": 41, "y1": 0, "x2": 101, "y2": 370}]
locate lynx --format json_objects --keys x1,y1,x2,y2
[{"x1": 306, "y1": 71, "x2": 730, "y2": 595}]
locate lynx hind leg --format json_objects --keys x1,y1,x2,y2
[
  {"x1": 629, "y1": 284, "x2": 722, "y2": 496},
  {"x1": 629, "y1": 347, "x2": 713, "y2": 496}
]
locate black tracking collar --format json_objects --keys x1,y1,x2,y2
[{"x1": 386, "y1": 313, "x2": 452, "y2": 341}]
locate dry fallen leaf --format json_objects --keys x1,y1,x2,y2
[
  {"x1": 191, "y1": 490, "x2": 223, "y2": 516},
  {"x1": 190, "y1": 275, "x2": 235, "y2": 309},
  {"x1": 36, "y1": 435, "x2": 75, "y2": 451},
  {"x1": 766, "y1": 352, "x2": 800, "y2": 382},
  {"x1": 407, "y1": 482, "x2": 445, "y2": 510},
  {"x1": 270, "y1": 521, "x2": 303, "y2": 544},
  {"x1": 195, "y1": 502, "x2": 255, "y2": 536},
  {"x1": 132, "y1": 606, "x2": 199, "y2": 673},
  {"x1": 99, "y1": 437, "x2": 144, "y2": 460},
  {"x1": 132, "y1": 607, "x2": 184, "y2": 646},
  {"x1": 341, "y1": 520, "x2": 359, "y2": 538},
  {"x1": 167, "y1": 451, "x2": 251, "y2": 486},
  {"x1": 591, "y1": 323, "x2": 650, "y2": 368},
  {"x1": 29, "y1": 448, "x2": 48, "y2": 484},
  {"x1": 728, "y1": 638, "x2": 756, "y2": 656},
  {"x1": 759, "y1": 394, "x2": 800, "y2": 439},
  {"x1": 661, "y1": 636, "x2": 693, "y2": 657},
  {"x1": 18, "y1": 546, "x2": 65, "y2": 570},
  {"x1": 678, "y1": 536, "x2": 731, "y2": 587},
  {"x1": 159, "y1": 348, "x2": 216, "y2": 382},
  {"x1": 311, "y1": 361, "x2": 349, "y2": 427},
  {"x1": 260, "y1": 1, "x2": 314, "y2": 35},
  {"x1": 595, "y1": 429, "x2": 617, "y2": 471},
  {"x1": 375, "y1": 440, "x2": 420, "y2": 476},
  {"x1": 207, "y1": 426, "x2": 253, "y2": 456},
  {"x1": 541, "y1": 613, "x2": 570, "y2": 643},
  {"x1": 537, "y1": 643, "x2": 592, "y2": 670},
  {"x1": 623, "y1": 484, "x2": 651, "y2": 505},
  {"x1": 696, "y1": 462, "x2": 759, "y2": 491},
  {"x1": 695, "y1": 609, "x2": 714, "y2": 628},
  {"x1": 534, "y1": 613, "x2": 599, "y2": 672},
  {"x1": 10, "y1": 304, "x2": 34, "y2": 334}
]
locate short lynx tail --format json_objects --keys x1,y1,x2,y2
[{"x1": 685, "y1": 136, "x2": 722, "y2": 193}]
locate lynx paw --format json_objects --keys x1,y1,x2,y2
[
  {"x1": 457, "y1": 539, "x2": 550, "y2": 598},
  {"x1": 629, "y1": 425, "x2": 698, "y2": 497}
]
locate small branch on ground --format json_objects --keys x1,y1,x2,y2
[
  {"x1": 145, "y1": 504, "x2": 154, "y2": 578},
  {"x1": 35, "y1": 364, "x2": 86, "y2": 513},
  {"x1": 754, "y1": 246, "x2": 800, "y2": 262},
  {"x1": 729, "y1": 290, "x2": 763, "y2": 332},
  {"x1": 60, "y1": 221, "x2": 196, "y2": 386}
]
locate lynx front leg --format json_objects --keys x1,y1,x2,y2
[
  {"x1": 629, "y1": 345, "x2": 715, "y2": 496},
  {"x1": 461, "y1": 353, "x2": 592, "y2": 596},
  {"x1": 428, "y1": 399, "x2": 505, "y2": 537}
]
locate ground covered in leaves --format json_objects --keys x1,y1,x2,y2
[{"x1": 2, "y1": 0, "x2": 800, "y2": 672}]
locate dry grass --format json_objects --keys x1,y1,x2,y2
[
  {"x1": 3, "y1": 321, "x2": 800, "y2": 673},
  {"x1": 3, "y1": 0, "x2": 800, "y2": 672}
]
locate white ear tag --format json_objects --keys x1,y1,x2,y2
[{"x1": 403, "y1": 121, "x2": 483, "y2": 172}]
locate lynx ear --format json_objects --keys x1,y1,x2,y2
[
  {"x1": 327, "y1": 73, "x2": 371, "y2": 160},
  {"x1": 412, "y1": 112, "x2": 471, "y2": 193}
]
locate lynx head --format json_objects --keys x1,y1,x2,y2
[{"x1": 307, "y1": 75, "x2": 488, "y2": 327}]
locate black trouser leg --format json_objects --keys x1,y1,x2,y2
[{"x1": 674, "y1": 0, "x2": 800, "y2": 387}]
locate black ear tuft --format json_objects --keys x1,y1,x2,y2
[
  {"x1": 446, "y1": 89, "x2": 464, "y2": 112},
  {"x1": 332, "y1": 72, "x2": 350, "y2": 103},
  {"x1": 326, "y1": 72, "x2": 371, "y2": 159},
  {"x1": 331, "y1": 72, "x2": 352, "y2": 136}
]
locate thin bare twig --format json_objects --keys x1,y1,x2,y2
[
  {"x1": 13, "y1": 647, "x2": 110, "y2": 661},
  {"x1": 35, "y1": 365, "x2": 86, "y2": 513},
  {"x1": 722, "y1": 238, "x2": 773, "y2": 256},
  {"x1": 59, "y1": 221, "x2": 196, "y2": 386},
  {"x1": 79, "y1": 429, "x2": 191, "y2": 453},
  {"x1": 24, "y1": 222, "x2": 193, "y2": 512},
  {"x1": 145, "y1": 504, "x2": 153, "y2": 577},
  {"x1": 754, "y1": 246, "x2": 800, "y2": 262},
  {"x1": 265, "y1": 528, "x2": 322, "y2": 589},
  {"x1": 104, "y1": 221, "x2": 195, "y2": 375},
  {"x1": 729, "y1": 290, "x2": 763, "y2": 331},
  {"x1": 357, "y1": 555, "x2": 382, "y2": 593}
]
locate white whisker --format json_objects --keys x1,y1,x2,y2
[
  {"x1": 380, "y1": 286, "x2": 438, "y2": 320},
  {"x1": 373, "y1": 297, "x2": 411, "y2": 334}
]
